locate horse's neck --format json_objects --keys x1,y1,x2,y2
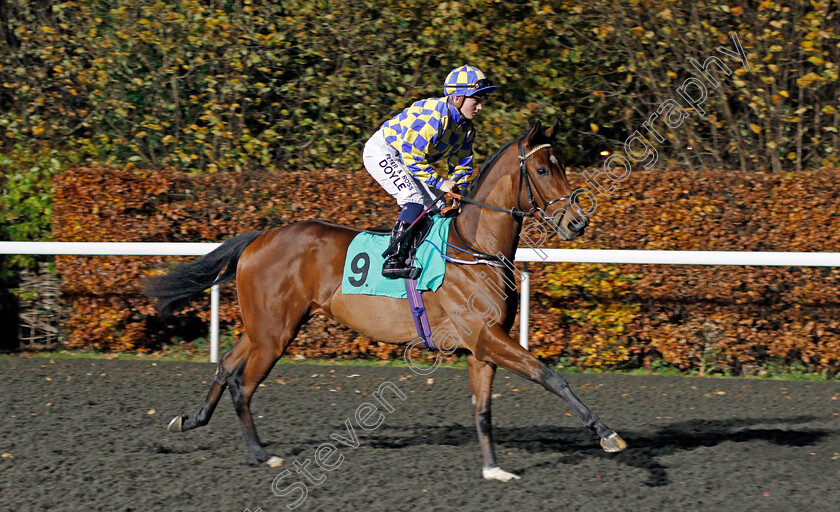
[{"x1": 454, "y1": 173, "x2": 523, "y2": 262}]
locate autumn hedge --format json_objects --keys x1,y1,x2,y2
[{"x1": 53, "y1": 166, "x2": 840, "y2": 376}]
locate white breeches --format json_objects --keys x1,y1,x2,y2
[{"x1": 363, "y1": 128, "x2": 438, "y2": 208}]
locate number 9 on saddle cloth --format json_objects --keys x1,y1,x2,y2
[{"x1": 341, "y1": 214, "x2": 451, "y2": 300}]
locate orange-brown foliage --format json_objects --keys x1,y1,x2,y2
[
  {"x1": 53, "y1": 167, "x2": 840, "y2": 374},
  {"x1": 526, "y1": 168, "x2": 840, "y2": 374}
]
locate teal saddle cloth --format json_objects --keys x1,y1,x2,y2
[{"x1": 341, "y1": 216, "x2": 452, "y2": 299}]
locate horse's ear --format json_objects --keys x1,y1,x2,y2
[
  {"x1": 527, "y1": 119, "x2": 543, "y2": 145},
  {"x1": 546, "y1": 118, "x2": 560, "y2": 141}
]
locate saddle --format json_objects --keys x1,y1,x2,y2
[
  {"x1": 364, "y1": 194, "x2": 460, "y2": 238},
  {"x1": 341, "y1": 215, "x2": 452, "y2": 299},
  {"x1": 365, "y1": 214, "x2": 434, "y2": 254}
]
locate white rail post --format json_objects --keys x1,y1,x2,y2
[
  {"x1": 210, "y1": 284, "x2": 219, "y2": 363},
  {"x1": 519, "y1": 262, "x2": 529, "y2": 350}
]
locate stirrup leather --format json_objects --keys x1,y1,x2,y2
[{"x1": 381, "y1": 220, "x2": 422, "y2": 279}]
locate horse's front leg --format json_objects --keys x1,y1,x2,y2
[
  {"x1": 466, "y1": 355, "x2": 520, "y2": 481},
  {"x1": 474, "y1": 324, "x2": 627, "y2": 453}
]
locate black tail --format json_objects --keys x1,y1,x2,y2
[{"x1": 143, "y1": 231, "x2": 263, "y2": 319}]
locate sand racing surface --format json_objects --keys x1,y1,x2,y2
[{"x1": 1, "y1": 357, "x2": 838, "y2": 511}]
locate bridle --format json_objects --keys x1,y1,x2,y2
[
  {"x1": 515, "y1": 139, "x2": 572, "y2": 223},
  {"x1": 448, "y1": 139, "x2": 570, "y2": 219},
  {"x1": 447, "y1": 137, "x2": 577, "y2": 263}
]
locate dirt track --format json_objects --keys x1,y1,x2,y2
[{"x1": 1, "y1": 356, "x2": 838, "y2": 512}]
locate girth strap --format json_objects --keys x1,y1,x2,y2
[{"x1": 405, "y1": 278, "x2": 436, "y2": 350}]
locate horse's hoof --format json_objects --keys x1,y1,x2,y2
[
  {"x1": 167, "y1": 415, "x2": 185, "y2": 433},
  {"x1": 266, "y1": 456, "x2": 284, "y2": 468},
  {"x1": 600, "y1": 432, "x2": 627, "y2": 452},
  {"x1": 482, "y1": 466, "x2": 521, "y2": 481}
]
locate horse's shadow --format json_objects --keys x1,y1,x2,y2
[{"x1": 359, "y1": 415, "x2": 835, "y2": 486}]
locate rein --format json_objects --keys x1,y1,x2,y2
[
  {"x1": 445, "y1": 139, "x2": 572, "y2": 263},
  {"x1": 450, "y1": 140, "x2": 570, "y2": 219},
  {"x1": 448, "y1": 191, "x2": 532, "y2": 219}
]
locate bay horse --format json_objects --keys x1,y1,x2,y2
[{"x1": 144, "y1": 119, "x2": 627, "y2": 481}]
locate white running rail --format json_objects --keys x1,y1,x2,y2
[{"x1": 3, "y1": 241, "x2": 839, "y2": 360}]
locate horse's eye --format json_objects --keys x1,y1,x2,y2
[{"x1": 536, "y1": 167, "x2": 549, "y2": 176}]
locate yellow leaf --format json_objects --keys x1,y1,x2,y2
[
  {"x1": 796, "y1": 72, "x2": 821, "y2": 87},
  {"x1": 779, "y1": 90, "x2": 789, "y2": 98},
  {"x1": 590, "y1": 123, "x2": 599, "y2": 133},
  {"x1": 808, "y1": 56, "x2": 824, "y2": 66},
  {"x1": 749, "y1": 124, "x2": 761, "y2": 134}
]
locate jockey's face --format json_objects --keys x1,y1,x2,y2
[{"x1": 460, "y1": 95, "x2": 485, "y2": 120}]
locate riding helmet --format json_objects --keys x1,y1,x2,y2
[{"x1": 443, "y1": 65, "x2": 498, "y2": 97}]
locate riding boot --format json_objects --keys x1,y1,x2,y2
[
  {"x1": 399, "y1": 226, "x2": 424, "y2": 278},
  {"x1": 382, "y1": 219, "x2": 417, "y2": 279}
]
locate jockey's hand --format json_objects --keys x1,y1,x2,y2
[{"x1": 440, "y1": 180, "x2": 458, "y2": 194}]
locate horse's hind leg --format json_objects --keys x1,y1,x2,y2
[
  {"x1": 227, "y1": 343, "x2": 285, "y2": 467},
  {"x1": 167, "y1": 334, "x2": 250, "y2": 433},
  {"x1": 475, "y1": 325, "x2": 627, "y2": 453},
  {"x1": 466, "y1": 355, "x2": 520, "y2": 481},
  {"x1": 227, "y1": 304, "x2": 311, "y2": 467}
]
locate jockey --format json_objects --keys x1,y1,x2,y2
[{"x1": 363, "y1": 65, "x2": 497, "y2": 279}]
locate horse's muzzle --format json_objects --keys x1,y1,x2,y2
[{"x1": 553, "y1": 211, "x2": 589, "y2": 241}]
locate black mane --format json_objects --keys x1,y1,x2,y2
[
  {"x1": 466, "y1": 137, "x2": 521, "y2": 198},
  {"x1": 466, "y1": 123, "x2": 553, "y2": 198}
]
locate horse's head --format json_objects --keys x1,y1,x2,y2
[{"x1": 514, "y1": 119, "x2": 588, "y2": 241}]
